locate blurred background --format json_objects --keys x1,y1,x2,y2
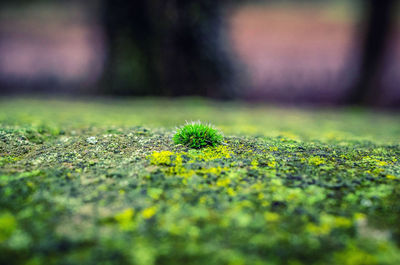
[{"x1": 0, "y1": 0, "x2": 399, "y2": 107}]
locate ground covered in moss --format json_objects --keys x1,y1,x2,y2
[{"x1": 1, "y1": 98, "x2": 400, "y2": 265}]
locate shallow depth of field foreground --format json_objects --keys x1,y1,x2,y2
[{"x1": 1, "y1": 98, "x2": 400, "y2": 265}]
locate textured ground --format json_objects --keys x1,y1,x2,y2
[{"x1": 1, "y1": 98, "x2": 400, "y2": 265}]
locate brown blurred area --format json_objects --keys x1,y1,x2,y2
[
  {"x1": 0, "y1": 1, "x2": 399, "y2": 106},
  {"x1": 0, "y1": 3, "x2": 103, "y2": 92},
  {"x1": 228, "y1": 2, "x2": 400, "y2": 106},
  {"x1": 229, "y1": 5, "x2": 355, "y2": 103}
]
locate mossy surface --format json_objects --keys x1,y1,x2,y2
[{"x1": 1, "y1": 98, "x2": 400, "y2": 265}]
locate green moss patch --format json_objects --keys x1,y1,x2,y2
[
  {"x1": 0, "y1": 98, "x2": 400, "y2": 265},
  {"x1": 173, "y1": 122, "x2": 223, "y2": 148}
]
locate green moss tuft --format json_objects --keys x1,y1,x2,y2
[{"x1": 173, "y1": 122, "x2": 223, "y2": 149}]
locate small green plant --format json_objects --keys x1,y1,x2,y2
[{"x1": 173, "y1": 122, "x2": 223, "y2": 149}]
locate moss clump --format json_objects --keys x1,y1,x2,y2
[{"x1": 173, "y1": 122, "x2": 223, "y2": 149}]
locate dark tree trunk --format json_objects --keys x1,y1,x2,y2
[
  {"x1": 100, "y1": 0, "x2": 234, "y2": 98},
  {"x1": 101, "y1": 0, "x2": 160, "y2": 95},
  {"x1": 346, "y1": 0, "x2": 397, "y2": 105}
]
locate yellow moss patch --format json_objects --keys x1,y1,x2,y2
[
  {"x1": 307, "y1": 214, "x2": 352, "y2": 236},
  {"x1": 386, "y1": 174, "x2": 396, "y2": 180},
  {"x1": 114, "y1": 208, "x2": 135, "y2": 230},
  {"x1": 195, "y1": 145, "x2": 233, "y2": 161},
  {"x1": 251, "y1": 159, "x2": 259, "y2": 169},
  {"x1": 149, "y1": 151, "x2": 174, "y2": 165},
  {"x1": 216, "y1": 178, "x2": 231, "y2": 187},
  {"x1": 308, "y1": 156, "x2": 326, "y2": 166},
  {"x1": 264, "y1": 212, "x2": 280, "y2": 222},
  {"x1": 142, "y1": 206, "x2": 157, "y2": 219}
]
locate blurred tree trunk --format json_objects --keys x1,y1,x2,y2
[
  {"x1": 346, "y1": 0, "x2": 397, "y2": 105},
  {"x1": 101, "y1": 0, "x2": 159, "y2": 95},
  {"x1": 101, "y1": 0, "x2": 234, "y2": 98}
]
